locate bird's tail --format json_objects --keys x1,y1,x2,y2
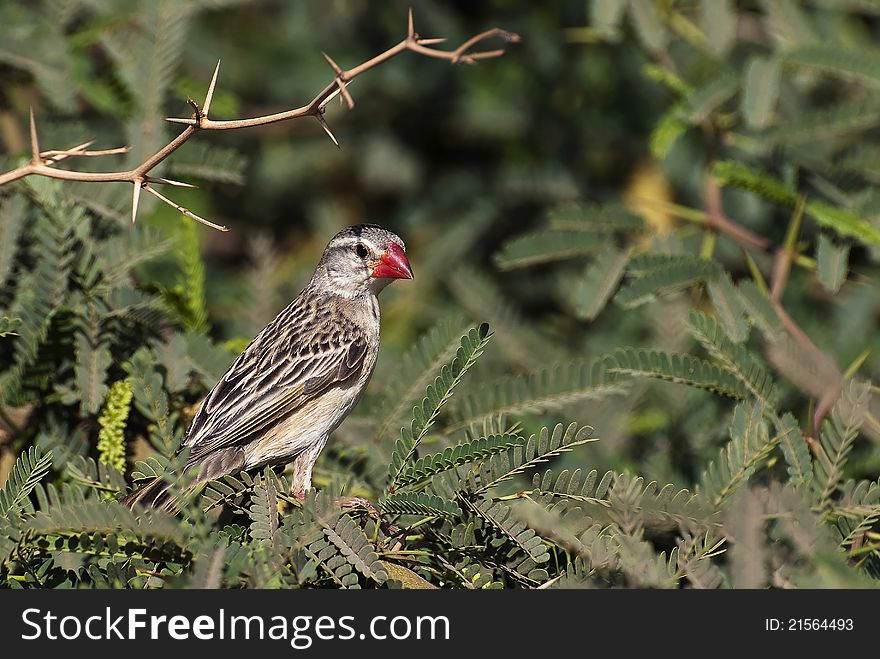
[{"x1": 120, "y1": 477, "x2": 177, "y2": 512}]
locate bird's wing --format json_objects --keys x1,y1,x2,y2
[{"x1": 181, "y1": 293, "x2": 368, "y2": 460}]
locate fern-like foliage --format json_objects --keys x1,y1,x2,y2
[
  {"x1": 571, "y1": 247, "x2": 632, "y2": 321},
  {"x1": 380, "y1": 492, "x2": 462, "y2": 518},
  {"x1": 531, "y1": 468, "x2": 614, "y2": 506},
  {"x1": 452, "y1": 359, "x2": 627, "y2": 430},
  {"x1": 465, "y1": 497, "x2": 550, "y2": 565},
  {"x1": 493, "y1": 230, "x2": 612, "y2": 270},
  {"x1": 615, "y1": 255, "x2": 722, "y2": 308},
  {"x1": 816, "y1": 233, "x2": 849, "y2": 294},
  {"x1": 686, "y1": 310, "x2": 779, "y2": 409},
  {"x1": 394, "y1": 433, "x2": 523, "y2": 490},
  {"x1": 248, "y1": 470, "x2": 279, "y2": 545},
  {"x1": 776, "y1": 412, "x2": 812, "y2": 489},
  {"x1": 465, "y1": 422, "x2": 597, "y2": 495},
  {"x1": 371, "y1": 315, "x2": 471, "y2": 443},
  {"x1": 697, "y1": 403, "x2": 776, "y2": 509},
  {"x1": 28, "y1": 499, "x2": 184, "y2": 545},
  {"x1": 544, "y1": 202, "x2": 645, "y2": 233},
  {"x1": 812, "y1": 381, "x2": 870, "y2": 511},
  {"x1": 714, "y1": 160, "x2": 880, "y2": 246},
  {"x1": 386, "y1": 323, "x2": 493, "y2": 489},
  {"x1": 602, "y1": 347, "x2": 751, "y2": 399},
  {"x1": 706, "y1": 272, "x2": 749, "y2": 343},
  {"x1": 322, "y1": 514, "x2": 388, "y2": 585},
  {"x1": 0, "y1": 446, "x2": 53, "y2": 520}
]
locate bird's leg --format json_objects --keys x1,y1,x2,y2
[{"x1": 289, "y1": 442, "x2": 323, "y2": 500}]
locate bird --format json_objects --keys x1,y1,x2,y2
[{"x1": 121, "y1": 224, "x2": 413, "y2": 510}]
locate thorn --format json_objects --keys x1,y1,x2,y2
[
  {"x1": 144, "y1": 176, "x2": 197, "y2": 188},
  {"x1": 165, "y1": 117, "x2": 198, "y2": 125},
  {"x1": 319, "y1": 87, "x2": 343, "y2": 111},
  {"x1": 407, "y1": 7, "x2": 414, "y2": 39},
  {"x1": 29, "y1": 108, "x2": 41, "y2": 164},
  {"x1": 131, "y1": 180, "x2": 142, "y2": 224},
  {"x1": 416, "y1": 37, "x2": 448, "y2": 45},
  {"x1": 203, "y1": 59, "x2": 221, "y2": 117},
  {"x1": 339, "y1": 81, "x2": 354, "y2": 110},
  {"x1": 322, "y1": 51, "x2": 342, "y2": 75},
  {"x1": 322, "y1": 52, "x2": 353, "y2": 109},
  {"x1": 143, "y1": 184, "x2": 229, "y2": 232},
  {"x1": 315, "y1": 113, "x2": 339, "y2": 148}
]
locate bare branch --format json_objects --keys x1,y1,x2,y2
[
  {"x1": 0, "y1": 11, "x2": 519, "y2": 231},
  {"x1": 322, "y1": 52, "x2": 354, "y2": 109}
]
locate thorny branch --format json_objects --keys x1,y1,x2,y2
[{"x1": 0, "y1": 9, "x2": 519, "y2": 232}]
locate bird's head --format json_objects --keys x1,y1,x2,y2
[{"x1": 317, "y1": 224, "x2": 413, "y2": 297}]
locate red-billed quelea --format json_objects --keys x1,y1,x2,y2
[{"x1": 121, "y1": 224, "x2": 413, "y2": 510}]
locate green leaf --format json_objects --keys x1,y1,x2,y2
[
  {"x1": 545, "y1": 202, "x2": 645, "y2": 233},
  {"x1": 394, "y1": 433, "x2": 523, "y2": 490},
  {"x1": 453, "y1": 359, "x2": 627, "y2": 430},
  {"x1": 74, "y1": 329, "x2": 112, "y2": 416},
  {"x1": 0, "y1": 193, "x2": 26, "y2": 286},
  {"x1": 323, "y1": 514, "x2": 387, "y2": 584},
  {"x1": 776, "y1": 412, "x2": 812, "y2": 489},
  {"x1": 573, "y1": 247, "x2": 632, "y2": 321},
  {"x1": 686, "y1": 310, "x2": 779, "y2": 409},
  {"x1": 531, "y1": 468, "x2": 614, "y2": 506},
  {"x1": 372, "y1": 316, "x2": 471, "y2": 444},
  {"x1": 0, "y1": 446, "x2": 52, "y2": 520},
  {"x1": 467, "y1": 423, "x2": 599, "y2": 495},
  {"x1": 736, "y1": 280, "x2": 781, "y2": 336},
  {"x1": 248, "y1": 470, "x2": 279, "y2": 544},
  {"x1": 494, "y1": 230, "x2": 611, "y2": 270},
  {"x1": 783, "y1": 44, "x2": 880, "y2": 89},
  {"x1": 602, "y1": 347, "x2": 751, "y2": 400},
  {"x1": 713, "y1": 160, "x2": 798, "y2": 205},
  {"x1": 742, "y1": 56, "x2": 780, "y2": 129},
  {"x1": 700, "y1": 0, "x2": 736, "y2": 57},
  {"x1": 816, "y1": 233, "x2": 849, "y2": 294},
  {"x1": 387, "y1": 324, "x2": 493, "y2": 489},
  {"x1": 707, "y1": 273, "x2": 749, "y2": 343},
  {"x1": 650, "y1": 105, "x2": 688, "y2": 158},
  {"x1": 591, "y1": 0, "x2": 628, "y2": 41},
  {"x1": 628, "y1": 0, "x2": 667, "y2": 53},
  {"x1": 686, "y1": 72, "x2": 739, "y2": 124},
  {"x1": 714, "y1": 160, "x2": 880, "y2": 246},
  {"x1": 813, "y1": 380, "x2": 870, "y2": 511},
  {"x1": 615, "y1": 256, "x2": 722, "y2": 308},
  {"x1": 466, "y1": 497, "x2": 550, "y2": 564},
  {"x1": 380, "y1": 492, "x2": 462, "y2": 519},
  {"x1": 762, "y1": 102, "x2": 880, "y2": 146},
  {"x1": 697, "y1": 402, "x2": 776, "y2": 508}
]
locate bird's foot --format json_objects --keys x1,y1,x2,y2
[{"x1": 339, "y1": 496, "x2": 400, "y2": 537}]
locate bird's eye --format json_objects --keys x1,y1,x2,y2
[{"x1": 354, "y1": 244, "x2": 369, "y2": 258}]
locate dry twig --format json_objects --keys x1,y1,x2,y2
[{"x1": 0, "y1": 9, "x2": 519, "y2": 232}]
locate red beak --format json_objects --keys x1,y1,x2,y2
[{"x1": 370, "y1": 242, "x2": 414, "y2": 280}]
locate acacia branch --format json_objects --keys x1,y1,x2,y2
[{"x1": 0, "y1": 8, "x2": 519, "y2": 231}]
